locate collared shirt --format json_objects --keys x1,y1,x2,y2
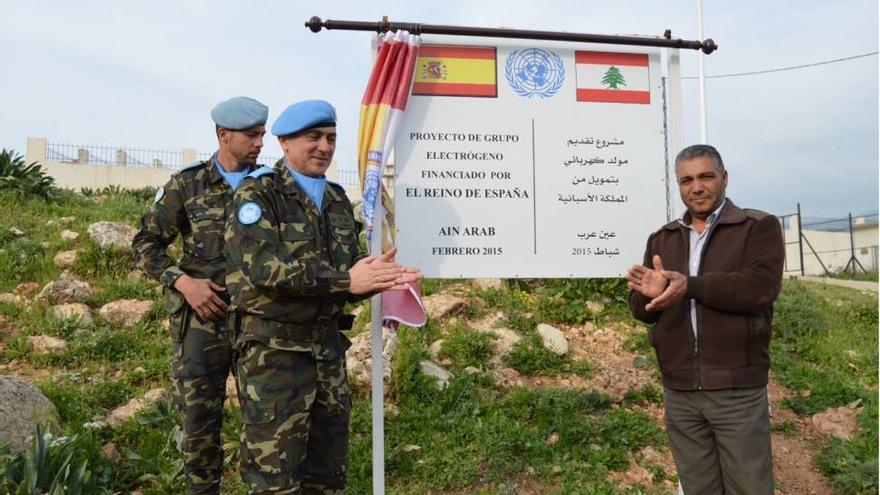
[
  {"x1": 679, "y1": 199, "x2": 726, "y2": 339},
  {"x1": 214, "y1": 156, "x2": 251, "y2": 191},
  {"x1": 285, "y1": 160, "x2": 327, "y2": 211}
]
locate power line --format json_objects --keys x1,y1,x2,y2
[{"x1": 682, "y1": 51, "x2": 878, "y2": 80}]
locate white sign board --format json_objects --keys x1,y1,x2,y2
[{"x1": 395, "y1": 36, "x2": 675, "y2": 278}]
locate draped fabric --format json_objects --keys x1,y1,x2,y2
[{"x1": 357, "y1": 30, "x2": 426, "y2": 329}]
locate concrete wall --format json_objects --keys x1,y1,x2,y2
[
  {"x1": 784, "y1": 223, "x2": 879, "y2": 275},
  {"x1": 26, "y1": 136, "x2": 366, "y2": 198}
]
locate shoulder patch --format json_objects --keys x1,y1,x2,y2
[
  {"x1": 237, "y1": 201, "x2": 263, "y2": 225},
  {"x1": 247, "y1": 166, "x2": 275, "y2": 180},
  {"x1": 153, "y1": 186, "x2": 165, "y2": 204}
]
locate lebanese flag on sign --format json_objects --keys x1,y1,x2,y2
[{"x1": 575, "y1": 51, "x2": 650, "y2": 104}]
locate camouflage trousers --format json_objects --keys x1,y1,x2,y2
[
  {"x1": 235, "y1": 341, "x2": 351, "y2": 494},
  {"x1": 170, "y1": 309, "x2": 235, "y2": 495}
]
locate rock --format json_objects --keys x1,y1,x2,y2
[
  {"x1": 101, "y1": 442, "x2": 122, "y2": 464},
  {"x1": 60, "y1": 229, "x2": 79, "y2": 241},
  {"x1": 143, "y1": 388, "x2": 165, "y2": 402},
  {"x1": 59, "y1": 216, "x2": 75, "y2": 225},
  {"x1": 105, "y1": 388, "x2": 166, "y2": 427},
  {"x1": 632, "y1": 355, "x2": 648, "y2": 369},
  {"x1": 127, "y1": 269, "x2": 145, "y2": 281},
  {"x1": 27, "y1": 335, "x2": 69, "y2": 354},
  {"x1": 51, "y1": 303, "x2": 93, "y2": 325},
  {"x1": 492, "y1": 328, "x2": 521, "y2": 356},
  {"x1": 428, "y1": 339, "x2": 444, "y2": 360},
  {"x1": 87, "y1": 221, "x2": 138, "y2": 251},
  {"x1": 346, "y1": 328, "x2": 399, "y2": 389},
  {"x1": 0, "y1": 293, "x2": 26, "y2": 305},
  {"x1": 420, "y1": 360, "x2": 453, "y2": 389},
  {"x1": 472, "y1": 278, "x2": 504, "y2": 291},
  {"x1": 422, "y1": 293, "x2": 468, "y2": 320},
  {"x1": 53, "y1": 250, "x2": 77, "y2": 268},
  {"x1": 537, "y1": 323, "x2": 569, "y2": 356},
  {"x1": 586, "y1": 300, "x2": 606, "y2": 315},
  {"x1": 545, "y1": 432, "x2": 560, "y2": 445},
  {"x1": 225, "y1": 375, "x2": 238, "y2": 408},
  {"x1": 41, "y1": 242, "x2": 50, "y2": 249},
  {"x1": 0, "y1": 376, "x2": 59, "y2": 451},
  {"x1": 99, "y1": 299, "x2": 154, "y2": 327},
  {"x1": 14, "y1": 282, "x2": 40, "y2": 297},
  {"x1": 8, "y1": 227, "x2": 25, "y2": 237},
  {"x1": 401, "y1": 444, "x2": 421, "y2": 453},
  {"x1": 811, "y1": 407, "x2": 859, "y2": 441},
  {"x1": 37, "y1": 278, "x2": 93, "y2": 304},
  {"x1": 464, "y1": 366, "x2": 481, "y2": 375},
  {"x1": 493, "y1": 367, "x2": 522, "y2": 388}
]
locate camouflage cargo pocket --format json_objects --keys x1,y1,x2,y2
[
  {"x1": 278, "y1": 222, "x2": 315, "y2": 259},
  {"x1": 184, "y1": 203, "x2": 225, "y2": 259},
  {"x1": 164, "y1": 288, "x2": 189, "y2": 342}
]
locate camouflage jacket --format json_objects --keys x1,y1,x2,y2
[
  {"x1": 133, "y1": 157, "x2": 247, "y2": 289},
  {"x1": 225, "y1": 160, "x2": 366, "y2": 354}
]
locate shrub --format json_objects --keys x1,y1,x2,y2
[
  {"x1": 0, "y1": 149, "x2": 57, "y2": 200},
  {"x1": 0, "y1": 425, "x2": 99, "y2": 495}
]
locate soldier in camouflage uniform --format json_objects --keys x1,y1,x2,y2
[
  {"x1": 225, "y1": 99, "x2": 421, "y2": 494},
  {"x1": 132, "y1": 96, "x2": 269, "y2": 494}
]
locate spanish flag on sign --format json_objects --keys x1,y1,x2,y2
[{"x1": 412, "y1": 45, "x2": 497, "y2": 97}]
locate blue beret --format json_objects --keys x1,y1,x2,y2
[
  {"x1": 272, "y1": 99, "x2": 337, "y2": 137},
  {"x1": 210, "y1": 96, "x2": 268, "y2": 130}
]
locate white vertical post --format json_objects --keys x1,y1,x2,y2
[
  {"x1": 698, "y1": 0, "x2": 708, "y2": 143},
  {"x1": 369, "y1": 201, "x2": 385, "y2": 495}
]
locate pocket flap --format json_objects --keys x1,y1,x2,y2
[
  {"x1": 188, "y1": 206, "x2": 224, "y2": 222},
  {"x1": 327, "y1": 212, "x2": 355, "y2": 230},
  {"x1": 242, "y1": 398, "x2": 276, "y2": 425},
  {"x1": 279, "y1": 222, "x2": 314, "y2": 241}
]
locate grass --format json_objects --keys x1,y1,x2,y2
[
  {"x1": 0, "y1": 189, "x2": 877, "y2": 495},
  {"x1": 828, "y1": 268, "x2": 879, "y2": 282},
  {"x1": 771, "y1": 280, "x2": 878, "y2": 494}
]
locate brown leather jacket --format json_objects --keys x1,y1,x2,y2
[{"x1": 629, "y1": 200, "x2": 784, "y2": 391}]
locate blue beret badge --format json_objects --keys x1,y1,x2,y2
[
  {"x1": 237, "y1": 202, "x2": 262, "y2": 225},
  {"x1": 154, "y1": 187, "x2": 165, "y2": 204}
]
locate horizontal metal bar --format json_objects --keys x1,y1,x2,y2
[{"x1": 305, "y1": 17, "x2": 718, "y2": 54}]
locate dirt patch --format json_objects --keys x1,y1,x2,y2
[
  {"x1": 499, "y1": 322, "x2": 658, "y2": 403},
  {"x1": 767, "y1": 378, "x2": 833, "y2": 495}
]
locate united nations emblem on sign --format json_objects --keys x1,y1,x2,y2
[{"x1": 505, "y1": 48, "x2": 565, "y2": 99}]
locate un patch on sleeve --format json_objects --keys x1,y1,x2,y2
[
  {"x1": 153, "y1": 187, "x2": 165, "y2": 204},
  {"x1": 237, "y1": 201, "x2": 262, "y2": 225}
]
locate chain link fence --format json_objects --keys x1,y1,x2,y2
[{"x1": 777, "y1": 204, "x2": 878, "y2": 277}]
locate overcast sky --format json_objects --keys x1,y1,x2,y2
[{"x1": 2, "y1": 1, "x2": 877, "y2": 217}]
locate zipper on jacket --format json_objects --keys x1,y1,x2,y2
[{"x1": 693, "y1": 219, "x2": 721, "y2": 391}]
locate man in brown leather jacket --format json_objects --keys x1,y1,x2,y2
[{"x1": 626, "y1": 144, "x2": 784, "y2": 495}]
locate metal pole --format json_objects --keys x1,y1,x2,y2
[
  {"x1": 848, "y1": 213, "x2": 857, "y2": 276},
  {"x1": 797, "y1": 203, "x2": 805, "y2": 276},
  {"x1": 305, "y1": 17, "x2": 718, "y2": 54},
  {"x1": 369, "y1": 201, "x2": 385, "y2": 494},
  {"x1": 697, "y1": 0, "x2": 708, "y2": 143}
]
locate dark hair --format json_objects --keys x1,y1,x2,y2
[{"x1": 675, "y1": 144, "x2": 724, "y2": 172}]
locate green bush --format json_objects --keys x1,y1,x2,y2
[
  {"x1": 502, "y1": 335, "x2": 593, "y2": 378},
  {"x1": 0, "y1": 149, "x2": 57, "y2": 200},
  {"x1": 0, "y1": 425, "x2": 100, "y2": 495},
  {"x1": 74, "y1": 241, "x2": 133, "y2": 279}
]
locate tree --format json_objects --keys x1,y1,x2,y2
[{"x1": 601, "y1": 66, "x2": 626, "y2": 89}]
